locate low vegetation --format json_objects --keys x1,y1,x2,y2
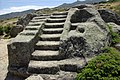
[
  {"x1": 113, "y1": 3, "x2": 120, "y2": 15},
  {"x1": 76, "y1": 47, "x2": 120, "y2": 80},
  {"x1": 0, "y1": 18, "x2": 17, "y2": 38},
  {"x1": 96, "y1": 1, "x2": 120, "y2": 15},
  {"x1": 0, "y1": 24, "x2": 12, "y2": 37}
]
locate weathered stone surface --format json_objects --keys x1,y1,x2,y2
[
  {"x1": 60, "y1": 8, "x2": 77, "y2": 41},
  {"x1": 7, "y1": 35, "x2": 38, "y2": 77},
  {"x1": 31, "y1": 50, "x2": 60, "y2": 61},
  {"x1": 28, "y1": 61, "x2": 59, "y2": 74},
  {"x1": 10, "y1": 25, "x2": 24, "y2": 38},
  {"x1": 17, "y1": 14, "x2": 36, "y2": 27},
  {"x1": 98, "y1": 9, "x2": 120, "y2": 25},
  {"x1": 60, "y1": 22, "x2": 109, "y2": 58},
  {"x1": 107, "y1": 22, "x2": 120, "y2": 34},
  {"x1": 28, "y1": 57, "x2": 85, "y2": 74},
  {"x1": 35, "y1": 41, "x2": 60, "y2": 50},
  {"x1": 60, "y1": 7, "x2": 110, "y2": 58},
  {"x1": 8, "y1": 22, "x2": 44, "y2": 77}
]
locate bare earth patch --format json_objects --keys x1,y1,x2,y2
[{"x1": 0, "y1": 39, "x2": 10, "y2": 80}]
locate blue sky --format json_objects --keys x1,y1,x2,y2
[{"x1": 0, "y1": 0, "x2": 85, "y2": 15}]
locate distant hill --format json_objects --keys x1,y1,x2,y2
[
  {"x1": 0, "y1": 9, "x2": 35, "y2": 20},
  {"x1": 57, "y1": 0, "x2": 106, "y2": 8}
]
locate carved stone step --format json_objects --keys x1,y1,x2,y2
[
  {"x1": 59, "y1": 58, "x2": 84, "y2": 72},
  {"x1": 31, "y1": 50, "x2": 60, "y2": 61},
  {"x1": 25, "y1": 26, "x2": 40, "y2": 30},
  {"x1": 45, "y1": 23, "x2": 64, "y2": 28},
  {"x1": 28, "y1": 61, "x2": 59, "y2": 74},
  {"x1": 28, "y1": 58, "x2": 84, "y2": 74},
  {"x1": 43, "y1": 28, "x2": 63, "y2": 34},
  {"x1": 37, "y1": 14, "x2": 50, "y2": 16},
  {"x1": 52, "y1": 12, "x2": 68, "y2": 15},
  {"x1": 33, "y1": 16, "x2": 49, "y2": 19},
  {"x1": 71, "y1": 23, "x2": 79, "y2": 30},
  {"x1": 20, "y1": 30, "x2": 38, "y2": 35},
  {"x1": 50, "y1": 15, "x2": 67, "y2": 19},
  {"x1": 47, "y1": 18, "x2": 66, "y2": 23},
  {"x1": 40, "y1": 34, "x2": 61, "y2": 41},
  {"x1": 28, "y1": 22, "x2": 42, "y2": 26},
  {"x1": 35, "y1": 41, "x2": 60, "y2": 50},
  {"x1": 31, "y1": 19, "x2": 46, "y2": 22}
]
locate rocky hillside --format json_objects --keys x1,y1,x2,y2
[
  {"x1": 57, "y1": 0, "x2": 106, "y2": 8},
  {"x1": 0, "y1": 9, "x2": 35, "y2": 20}
]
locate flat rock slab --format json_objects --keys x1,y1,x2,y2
[
  {"x1": 28, "y1": 61, "x2": 59, "y2": 74},
  {"x1": 31, "y1": 50, "x2": 60, "y2": 60}
]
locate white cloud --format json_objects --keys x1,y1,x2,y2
[{"x1": 0, "y1": 5, "x2": 54, "y2": 15}]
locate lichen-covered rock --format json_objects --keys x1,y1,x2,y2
[
  {"x1": 60, "y1": 6, "x2": 110, "y2": 58},
  {"x1": 60, "y1": 22, "x2": 109, "y2": 58}
]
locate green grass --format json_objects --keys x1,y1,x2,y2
[{"x1": 76, "y1": 47, "x2": 120, "y2": 80}]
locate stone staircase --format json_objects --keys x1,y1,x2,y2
[
  {"x1": 28, "y1": 12, "x2": 67, "y2": 72},
  {"x1": 25, "y1": 11, "x2": 84, "y2": 79},
  {"x1": 8, "y1": 5, "x2": 112, "y2": 80}
]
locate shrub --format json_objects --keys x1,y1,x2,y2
[
  {"x1": 0, "y1": 24, "x2": 12, "y2": 37},
  {"x1": 76, "y1": 47, "x2": 120, "y2": 80},
  {"x1": 0, "y1": 26, "x2": 3, "y2": 35},
  {"x1": 3, "y1": 25, "x2": 12, "y2": 34}
]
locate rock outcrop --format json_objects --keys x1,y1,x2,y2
[
  {"x1": 10, "y1": 14, "x2": 36, "y2": 37},
  {"x1": 7, "y1": 4, "x2": 120, "y2": 80},
  {"x1": 60, "y1": 5, "x2": 110, "y2": 59},
  {"x1": 98, "y1": 9, "x2": 120, "y2": 25}
]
